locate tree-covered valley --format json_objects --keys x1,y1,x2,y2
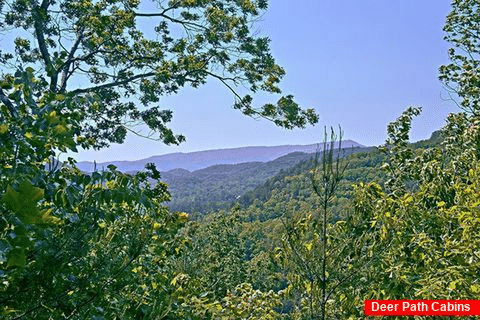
[{"x1": 1, "y1": 0, "x2": 480, "y2": 319}]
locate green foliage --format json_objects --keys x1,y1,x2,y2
[
  {"x1": 4, "y1": 1, "x2": 480, "y2": 318},
  {"x1": 0, "y1": 0, "x2": 321, "y2": 317},
  {"x1": 0, "y1": 66, "x2": 190, "y2": 319},
  {"x1": 174, "y1": 210, "x2": 249, "y2": 300},
  {"x1": 1, "y1": 165, "x2": 187, "y2": 318},
  {"x1": 3, "y1": 180, "x2": 60, "y2": 226},
  {"x1": 0, "y1": 0, "x2": 317, "y2": 149},
  {"x1": 165, "y1": 2, "x2": 480, "y2": 317},
  {"x1": 274, "y1": 128, "x2": 370, "y2": 320},
  {"x1": 170, "y1": 119, "x2": 442, "y2": 319},
  {"x1": 345, "y1": 109, "x2": 480, "y2": 317},
  {"x1": 189, "y1": 283, "x2": 284, "y2": 320},
  {"x1": 378, "y1": 106, "x2": 422, "y2": 196},
  {"x1": 165, "y1": 152, "x2": 315, "y2": 214},
  {"x1": 440, "y1": 0, "x2": 480, "y2": 114},
  {"x1": 238, "y1": 146, "x2": 378, "y2": 213}
]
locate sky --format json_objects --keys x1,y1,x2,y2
[{"x1": 69, "y1": 0, "x2": 456, "y2": 162}]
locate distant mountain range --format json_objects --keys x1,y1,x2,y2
[{"x1": 76, "y1": 140, "x2": 364, "y2": 173}]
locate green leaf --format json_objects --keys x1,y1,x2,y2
[
  {"x1": 40, "y1": 208, "x2": 61, "y2": 225},
  {"x1": 55, "y1": 94, "x2": 66, "y2": 101},
  {"x1": 304, "y1": 281, "x2": 311, "y2": 293},
  {"x1": 0, "y1": 124, "x2": 8, "y2": 134},
  {"x1": 404, "y1": 195, "x2": 413, "y2": 204},
  {"x1": 448, "y1": 281, "x2": 456, "y2": 290},
  {"x1": 7, "y1": 248, "x2": 26, "y2": 267},
  {"x1": 304, "y1": 241, "x2": 313, "y2": 252},
  {"x1": 2, "y1": 181, "x2": 44, "y2": 224}
]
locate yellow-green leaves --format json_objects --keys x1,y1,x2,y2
[
  {"x1": 2, "y1": 181, "x2": 60, "y2": 226},
  {"x1": 448, "y1": 281, "x2": 457, "y2": 290},
  {"x1": 441, "y1": 0, "x2": 480, "y2": 113},
  {"x1": 3, "y1": 181, "x2": 42, "y2": 223},
  {"x1": 54, "y1": 94, "x2": 66, "y2": 101},
  {"x1": 177, "y1": 212, "x2": 189, "y2": 223},
  {"x1": 39, "y1": 208, "x2": 61, "y2": 225},
  {"x1": 304, "y1": 241, "x2": 313, "y2": 252},
  {"x1": 0, "y1": 123, "x2": 8, "y2": 134},
  {"x1": 170, "y1": 273, "x2": 188, "y2": 287},
  {"x1": 1, "y1": 182, "x2": 60, "y2": 268},
  {"x1": 403, "y1": 194, "x2": 414, "y2": 204},
  {"x1": 45, "y1": 110, "x2": 59, "y2": 124},
  {"x1": 53, "y1": 124, "x2": 67, "y2": 135}
]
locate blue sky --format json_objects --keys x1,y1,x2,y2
[{"x1": 71, "y1": 0, "x2": 457, "y2": 162}]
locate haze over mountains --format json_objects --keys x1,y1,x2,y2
[{"x1": 76, "y1": 140, "x2": 364, "y2": 173}]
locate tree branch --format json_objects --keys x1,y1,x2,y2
[
  {"x1": 33, "y1": 0, "x2": 57, "y2": 92},
  {"x1": 71, "y1": 72, "x2": 156, "y2": 94},
  {"x1": 134, "y1": 12, "x2": 206, "y2": 31},
  {"x1": 0, "y1": 88, "x2": 17, "y2": 118},
  {"x1": 71, "y1": 68, "x2": 200, "y2": 95},
  {"x1": 59, "y1": 27, "x2": 84, "y2": 92}
]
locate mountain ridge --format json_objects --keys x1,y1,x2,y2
[{"x1": 76, "y1": 140, "x2": 365, "y2": 173}]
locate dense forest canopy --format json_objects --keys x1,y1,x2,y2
[{"x1": 2, "y1": 0, "x2": 480, "y2": 319}]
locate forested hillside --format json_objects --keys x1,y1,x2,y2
[
  {"x1": 238, "y1": 131, "x2": 442, "y2": 212},
  {"x1": 162, "y1": 151, "x2": 315, "y2": 213},
  {"x1": 2, "y1": 0, "x2": 480, "y2": 319},
  {"x1": 236, "y1": 146, "x2": 379, "y2": 210},
  {"x1": 162, "y1": 148, "x2": 370, "y2": 214}
]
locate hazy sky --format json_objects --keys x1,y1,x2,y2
[{"x1": 70, "y1": 0, "x2": 457, "y2": 162}]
